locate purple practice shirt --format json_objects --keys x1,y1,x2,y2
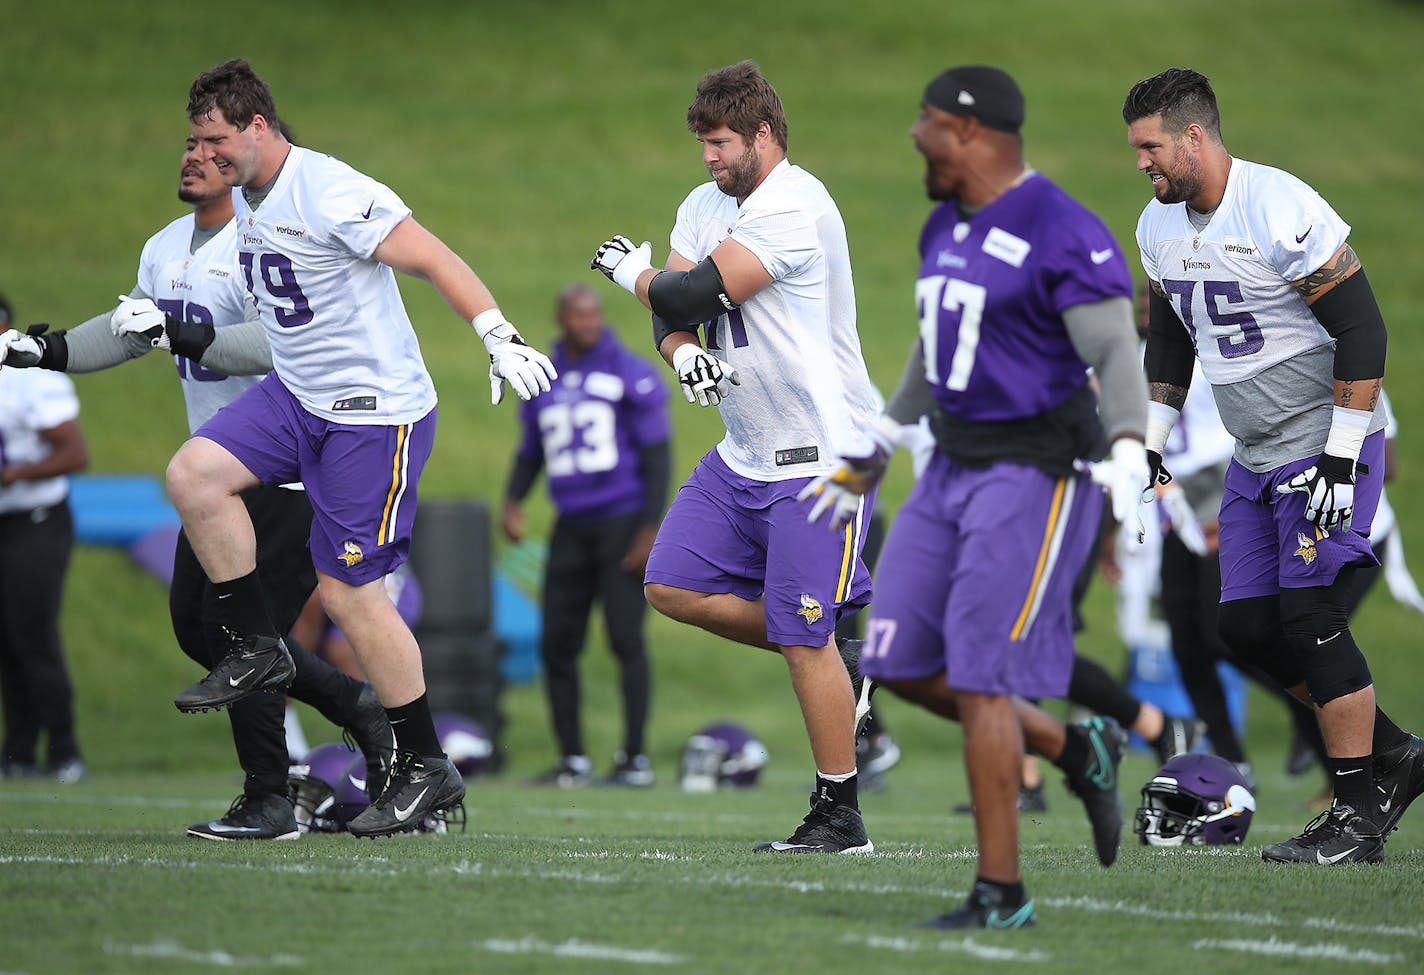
[
  {"x1": 516, "y1": 328, "x2": 671, "y2": 520},
  {"x1": 917, "y1": 173, "x2": 1133, "y2": 422}
]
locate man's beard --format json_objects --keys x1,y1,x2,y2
[{"x1": 716, "y1": 144, "x2": 762, "y2": 198}]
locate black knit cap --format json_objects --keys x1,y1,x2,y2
[{"x1": 923, "y1": 65, "x2": 1025, "y2": 134}]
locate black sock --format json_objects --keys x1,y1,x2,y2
[
  {"x1": 817, "y1": 772, "x2": 859, "y2": 810},
  {"x1": 1325, "y1": 755, "x2": 1374, "y2": 819},
  {"x1": 974, "y1": 876, "x2": 1027, "y2": 908},
  {"x1": 385, "y1": 693, "x2": 443, "y2": 758},
  {"x1": 1372, "y1": 707, "x2": 1412, "y2": 755},
  {"x1": 1054, "y1": 724, "x2": 1089, "y2": 773},
  {"x1": 212, "y1": 570, "x2": 276, "y2": 637}
]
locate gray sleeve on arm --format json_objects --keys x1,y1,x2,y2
[
  {"x1": 61, "y1": 311, "x2": 152, "y2": 373},
  {"x1": 197, "y1": 315, "x2": 273, "y2": 376},
  {"x1": 883, "y1": 339, "x2": 938, "y2": 426},
  {"x1": 1063, "y1": 297, "x2": 1148, "y2": 442}
]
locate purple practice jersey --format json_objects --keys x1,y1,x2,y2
[
  {"x1": 917, "y1": 173, "x2": 1133, "y2": 423},
  {"x1": 516, "y1": 329, "x2": 670, "y2": 520}
]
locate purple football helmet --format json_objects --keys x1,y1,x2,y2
[
  {"x1": 434, "y1": 712, "x2": 494, "y2": 778},
  {"x1": 679, "y1": 722, "x2": 769, "y2": 792},
  {"x1": 289, "y1": 742, "x2": 367, "y2": 834},
  {"x1": 1134, "y1": 753, "x2": 1256, "y2": 847}
]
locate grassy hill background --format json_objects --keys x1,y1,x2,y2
[{"x1": 3, "y1": 0, "x2": 1423, "y2": 787}]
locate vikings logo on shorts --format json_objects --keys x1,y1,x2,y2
[
  {"x1": 797, "y1": 593, "x2": 823, "y2": 626},
  {"x1": 1294, "y1": 527, "x2": 1328, "y2": 566},
  {"x1": 338, "y1": 540, "x2": 364, "y2": 568}
]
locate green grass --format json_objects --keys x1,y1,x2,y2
[{"x1": 4, "y1": 0, "x2": 1424, "y2": 971}]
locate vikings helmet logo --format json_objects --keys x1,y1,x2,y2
[
  {"x1": 798, "y1": 593, "x2": 823, "y2": 626},
  {"x1": 338, "y1": 541, "x2": 364, "y2": 568}
]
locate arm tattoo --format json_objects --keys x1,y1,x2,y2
[
  {"x1": 1149, "y1": 278, "x2": 1166, "y2": 299},
  {"x1": 1293, "y1": 244, "x2": 1361, "y2": 303},
  {"x1": 1338, "y1": 378, "x2": 1381, "y2": 412},
  {"x1": 1149, "y1": 382, "x2": 1188, "y2": 411}
]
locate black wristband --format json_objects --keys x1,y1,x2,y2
[
  {"x1": 26, "y1": 324, "x2": 69, "y2": 371},
  {"x1": 165, "y1": 315, "x2": 216, "y2": 360},
  {"x1": 1318, "y1": 453, "x2": 1357, "y2": 483}
]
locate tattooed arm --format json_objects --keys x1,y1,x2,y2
[
  {"x1": 1294, "y1": 243, "x2": 1385, "y2": 413},
  {"x1": 1142, "y1": 277, "x2": 1192, "y2": 409}
]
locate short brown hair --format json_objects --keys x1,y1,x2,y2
[
  {"x1": 1122, "y1": 68, "x2": 1222, "y2": 142},
  {"x1": 686, "y1": 60, "x2": 788, "y2": 151},
  {"x1": 188, "y1": 58, "x2": 281, "y2": 132}
]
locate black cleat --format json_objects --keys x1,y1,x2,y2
[
  {"x1": 1151, "y1": 715, "x2": 1205, "y2": 766},
  {"x1": 188, "y1": 792, "x2": 300, "y2": 841},
  {"x1": 174, "y1": 631, "x2": 295, "y2": 713},
  {"x1": 344, "y1": 684, "x2": 395, "y2": 801},
  {"x1": 603, "y1": 752, "x2": 655, "y2": 787},
  {"x1": 951, "y1": 783, "x2": 1048, "y2": 816},
  {"x1": 917, "y1": 881, "x2": 1037, "y2": 930},
  {"x1": 1262, "y1": 802, "x2": 1384, "y2": 864},
  {"x1": 836, "y1": 637, "x2": 875, "y2": 737},
  {"x1": 856, "y1": 733, "x2": 901, "y2": 794},
  {"x1": 530, "y1": 755, "x2": 594, "y2": 789},
  {"x1": 347, "y1": 750, "x2": 465, "y2": 838},
  {"x1": 1062, "y1": 716, "x2": 1124, "y2": 867},
  {"x1": 1373, "y1": 733, "x2": 1424, "y2": 836},
  {"x1": 753, "y1": 791, "x2": 874, "y2": 854}
]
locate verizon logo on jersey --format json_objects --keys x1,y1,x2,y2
[{"x1": 275, "y1": 225, "x2": 307, "y2": 238}]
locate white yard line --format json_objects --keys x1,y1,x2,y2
[
  {"x1": 1193, "y1": 936, "x2": 1403, "y2": 965},
  {"x1": 842, "y1": 933, "x2": 1049, "y2": 963},
  {"x1": 103, "y1": 941, "x2": 302, "y2": 968},
  {"x1": 481, "y1": 936, "x2": 683, "y2": 965}
]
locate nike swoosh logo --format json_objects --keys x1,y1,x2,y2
[
  {"x1": 202, "y1": 822, "x2": 264, "y2": 834},
  {"x1": 1316, "y1": 846, "x2": 1359, "y2": 864},
  {"x1": 1380, "y1": 797, "x2": 1393, "y2": 813},
  {"x1": 362, "y1": 201, "x2": 375, "y2": 219},
  {"x1": 217, "y1": 593, "x2": 232, "y2": 600},
  {"x1": 767, "y1": 841, "x2": 818, "y2": 851},
  {"x1": 1317, "y1": 632, "x2": 1342, "y2": 645},
  {"x1": 229, "y1": 669, "x2": 256, "y2": 687},
  {"x1": 1296, "y1": 227, "x2": 1313, "y2": 243},
  {"x1": 1090, "y1": 248, "x2": 1114, "y2": 265},
  {"x1": 394, "y1": 787, "x2": 429, "y2": 821},
  {"x1": 1335, "y1": 768, "x2": 1363, "y2": 776}
]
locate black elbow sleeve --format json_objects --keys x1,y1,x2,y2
[
  {"x1": 1310, "y1": 270, "x2": 1387, "y2": 381},
  {"x1": 652, "y1": 313, "x2": 698, "y2": 353},
  {"x1": 1143, "y1": 288, "x2": 1195, "y2": 388},
  {"x1": 647, "y1": 256, "x2": 738, "y2": 326}
]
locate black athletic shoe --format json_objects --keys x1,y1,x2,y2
[
  {"x1": 1151, "y1": 715, "x2": 1205, "y2": 766},
  {"x1": 1286, "y1": 730, "x2": 1320, "y2": 777},
  {"x1": 836, "y1": 637, "x2": 875, "y2": 737},
  {"x1": 856, "y1": 733, "x2": 901, "y2": 794},
  {"x1": 174, "y1": 631, "x2": 295, "y2": 713},
  {"x1": 917, "y1": 881, "x2": 1037, "y2": 930},
  {"x1": 188, "y1": 792, "x2": 300, "y2": 841},
  {"x1": 530, "y1": 755, "x2": 594, "y2": 789},
  {"x1": 347, "y1": 750, "x2": 465, "y2": 838},
  {"x1": 344, "y1": 684, "x2": 395, "y2": 801},
  {"x1": 951, "y1": 783, "x2": 1048, "y2": 816},
  {"x1": 1261, "y1": 802, "x2": 1385, "y2": 864},
  {"x1": 603, "y1": 752, "x2": 654, "y2": 787},
  {"x1": 1062, "y1": 716, "x2": 1124, "y2": 867},
  {"x1": 1373, "y1": 733, "x2": 1424, "y2": 836},
  {"x1": 753, "y1": 791, "x2": 874, "y2": 854}
]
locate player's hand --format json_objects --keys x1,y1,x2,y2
[
  {"x1": 1160, "y1": 485, "x2": 1209, "y2": 556},
  {"x1": 0, "y1": 328, "x2": 44, "y2": 368},
  {"x1": 488, "y1": 333, "x2": 557, "y2": 405},
  {"x1": 1077, "y1": 437, "x2": 1151, "y2": 547},
  {"x1": 591, "y1": 235, "x2": 653, "y2": 293},
  {"x1": 110, "y1": 295, "x2": 169, "y2": 349},
  {"x1": 1277, "y1": 453, "x2": 1357, "y2": 533},
  {"x1": 798, "y1": 418, "x2": 897, "y2": 530},
  {"x1": 1145, "y1": 448, "x2": 1174, "y2": 502},
  {"x1": 671, "y1": 343, "x2": 738, "y2": 407}
]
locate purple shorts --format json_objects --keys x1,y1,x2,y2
[
  {"x1": 1218, "y1": 431, "x2": 1384, "y2": 601},
  {"x1": 644, "y1": 449, "x2": 874, "y2": 647},
  {"x1": 195, "y1": 374, "x2": 436, "y2": 585},
  {"x1": 860, "y1": 455, "x2": 1101, "y2": 698}
]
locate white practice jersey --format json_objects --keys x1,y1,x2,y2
[
  {"x1": 1137, "y1": 158, "x2": 1384, "y2": 471},
  {"x1": 135, "y1": 214, "x2": 263, "y2": 433},
  {"x1": 0, "y1": 368, "x2": 79, "y2": 513},
  {"x1": 232, "y1": 145, "x2": 435, "y2": 425},
  {"x1": 669, "y1": 159, "x2": 881, "y2": 481}
]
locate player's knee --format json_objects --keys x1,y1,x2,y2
[
  {"x1": 1281, "y1": 600, "x2": 1371, "y2": 705},
  {"x1": 1217, "y1": 597, "x2": 1276, "y2": 659}
]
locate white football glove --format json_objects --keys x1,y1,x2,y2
[
  {"x1": 590, "y1": 235, "x2": 654, "y2": 294},
  {"x1": 797, "y1": 417, "x2": 898, "y2": 531},
  {"x1": 1160, "y1": 485, "x2": 1209, "y2": 556},
  {"x1": 471, "y1": 311, "x2": 556, "y2": 406},
  {"x1": 110, "y1": 295, "x2": 170, "y2": 350},
  {"x1": 0, "y1": 329, "x2": 44, "y2": 368},
  {"x1": 1277, "y1": 454, "x2": 1357, "y2": 533},
  {"x1": 671, "y1": 342, "x2": 738, "y2": 407},
  {"x1": 1077, "y1": 437, "x2": 1151, "y2": 547}
]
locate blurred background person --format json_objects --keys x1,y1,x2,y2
[
  {"x1": 0, "y1": 293, "x2": 89, "y2": 782},
  {"x1": 503, "y1": 284, "x2": 671, "y2": 787}
]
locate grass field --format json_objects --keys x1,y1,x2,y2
[{"x1": 3, "y1": 0, "x2": 1424, "y2": 972}]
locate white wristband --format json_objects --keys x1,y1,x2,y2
[
  {"x1": 470, "y1": 308, "x2": 512, "y2": 342},
  {"x1": 1324, "y1": 405, "x2": 1373, "y2": 462},
  {"x1": 671, "y1": 342, "x2": 703, "y2": 372},
  {"x1": 612, "y1": 250, "x2": 653, "y2": 294},
  {"x1": 1145, "y1": 400, "x2": 1181, "y2": 454}
]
